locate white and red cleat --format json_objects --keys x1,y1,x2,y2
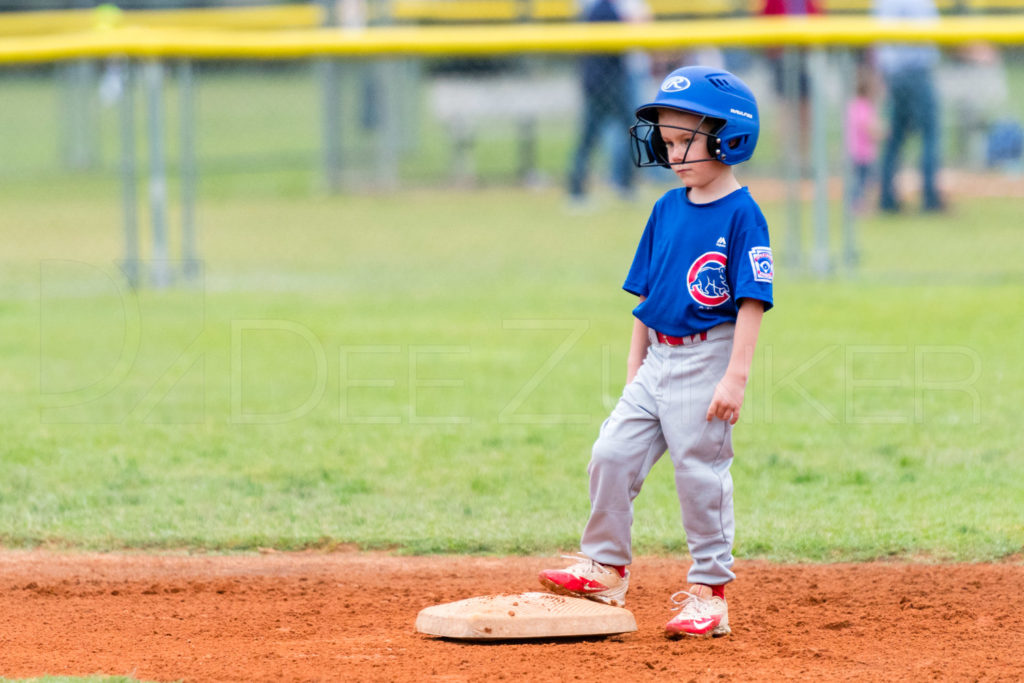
[
  {"x1": 664, "y1": 589, "x2": 731, "y2": 638},
  {"x1": 538, "y1": 554, "x2": 629, "y2": 607}
]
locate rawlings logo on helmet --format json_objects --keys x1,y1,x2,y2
[{"x1": 661, "y1": 76, "x2": 691, "y2": 93}]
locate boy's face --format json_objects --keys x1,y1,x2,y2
[{"x1": 656, "y1": 109, "x2": 728, "y2": 187}]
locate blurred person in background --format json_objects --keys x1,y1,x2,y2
[
  {"x1": 845, "y1": 61, "x2": 884, "y2": 214},
  {"x1": 945, "y1": 41, "x2": 1012, "y2": 169},
  {"x1": 874, "y1": 0, "x2": 945, "y2": 212},
  {"x1": 568, "y1": 0, "x2": 650, "y2": 205},
  {"x1": 760, "y1": 0, "x2": 820, "y2": 176}
]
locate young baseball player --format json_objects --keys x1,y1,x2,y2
[{"x1": 539, "y1": 65, "x2": 773, "y2": 638}]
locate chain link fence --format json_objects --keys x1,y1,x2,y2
[
  {"x1": 1, "y1": 6, "x2": 1023, "y2": 282},
  {"x1": 5, "y1": 48, "x2": 1020, "y2": 187}
]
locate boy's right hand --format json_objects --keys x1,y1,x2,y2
[{"x1": 706, "y1": 373, "x2": 746, "y2": 425}]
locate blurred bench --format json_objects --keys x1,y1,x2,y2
[{"x1": 429, "y1": 74, "x2": 580, "y2": 185}]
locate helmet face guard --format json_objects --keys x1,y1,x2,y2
[{"x1": 629, "y1": 118, "x2": 723, "y2": 169}]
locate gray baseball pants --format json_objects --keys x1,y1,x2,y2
[{"x1": 580, "y1": 322, "x2": 736, "y2": 586}]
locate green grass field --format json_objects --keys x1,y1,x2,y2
[
  {"x1": 1, "y1": 53, "x2": 1022, "y2": 683},
  {"x1": 1, "y1": 168, "x2": 1022, "y2": 562}
]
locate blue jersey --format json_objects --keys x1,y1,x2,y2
[{"x1": 623, "y1": 187, "x2": 774, "y2": 337}]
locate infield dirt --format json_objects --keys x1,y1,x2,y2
[{"x1": 0, "y1": 550, "x2": 1021, "y2": 682}]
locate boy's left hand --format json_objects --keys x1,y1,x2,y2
[{"x1": 707, "y1": 374, "x2": 746, "y2": 425}]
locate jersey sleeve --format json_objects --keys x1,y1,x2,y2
[
  {"x1": 623, "y1": 213, "x2": 655, "y2": 298},
  {"x1": 728, "y1": 211, "x2": 774, "y2": 311}
]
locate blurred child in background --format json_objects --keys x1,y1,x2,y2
[{"x1": 846, "y1": 64, "x2": 884, "y2": 214}]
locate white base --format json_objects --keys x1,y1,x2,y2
[{"x1": 415, "y1": 591, "x2": 637, "y2": 640}]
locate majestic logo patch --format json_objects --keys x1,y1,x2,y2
[
  {"x1": 716, "y1": 237, "x2": 727, "y2": 248},
  {"x1": 749, "y1": 246, "x2": 774, "y2": 283},
  {"x1": 661, "y1": 76, "x2": 691, "y2": 93},
  {"x1": 687, "y1": 252, "x2": 730, "y2": 307}
]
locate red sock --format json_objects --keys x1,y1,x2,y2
[
  {"x1": 711, "y1": 584, "x2": 725, "y2": 599},
  {"x1": 607, "y1": 565, "x2": 626, "y2": 578}
]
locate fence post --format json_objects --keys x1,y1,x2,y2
[
  {"x1": 838, "y1": 48, "x2": 860, "y2": 269},
  {"x1": 119, "y1": 60, "x2": 139, "y2": 288},
  {"x1": 144, "y1": 60, "x2": 172, "y2": 290},
  {"x1": 808, "y1": 47, "x2": 832, "y2": 277},
  {"x1": 375, "y1": 1, "x2": 401, "y2": 190},
  {"x1": 179, "y1": 59, "x2": 200, "y2": 281},
  {"x1": 320, "y1": 0, "x2": 343, "y2": 193},
  {"x1": 781, "y1": 47, "x2": 803, "y2": 270}
]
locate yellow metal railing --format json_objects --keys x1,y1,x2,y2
[
  {"x1": 389, "y1": 0, "x2": 1024, "y2": 22},
  {"x1": 2, "y1": 16, "x2": 1024, "y2": 65},
  {"x1": 1, "y1": 0, "x2": 1022, "y2": 38},
  {"x1": 387, "y1": 0, "x2": 750, "y2": 22},
  {"x1": 0, "y1": 4, "x2": 323, "y2": 37}
]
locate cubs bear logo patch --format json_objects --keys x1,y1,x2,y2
[
  {"x1": 687, "y1": 252, "x2": 730, "y2": 307},
  {"x1": 749, "y1": 246, "x2": 773, "y2": 283}
]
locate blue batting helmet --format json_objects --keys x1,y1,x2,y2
[{"x1": 630, "y1": 65, "x2": 760, "y2": 167}]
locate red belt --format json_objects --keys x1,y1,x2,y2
[{"x1": 656, "y1": 330, "x2": 708, "y2": 346}]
